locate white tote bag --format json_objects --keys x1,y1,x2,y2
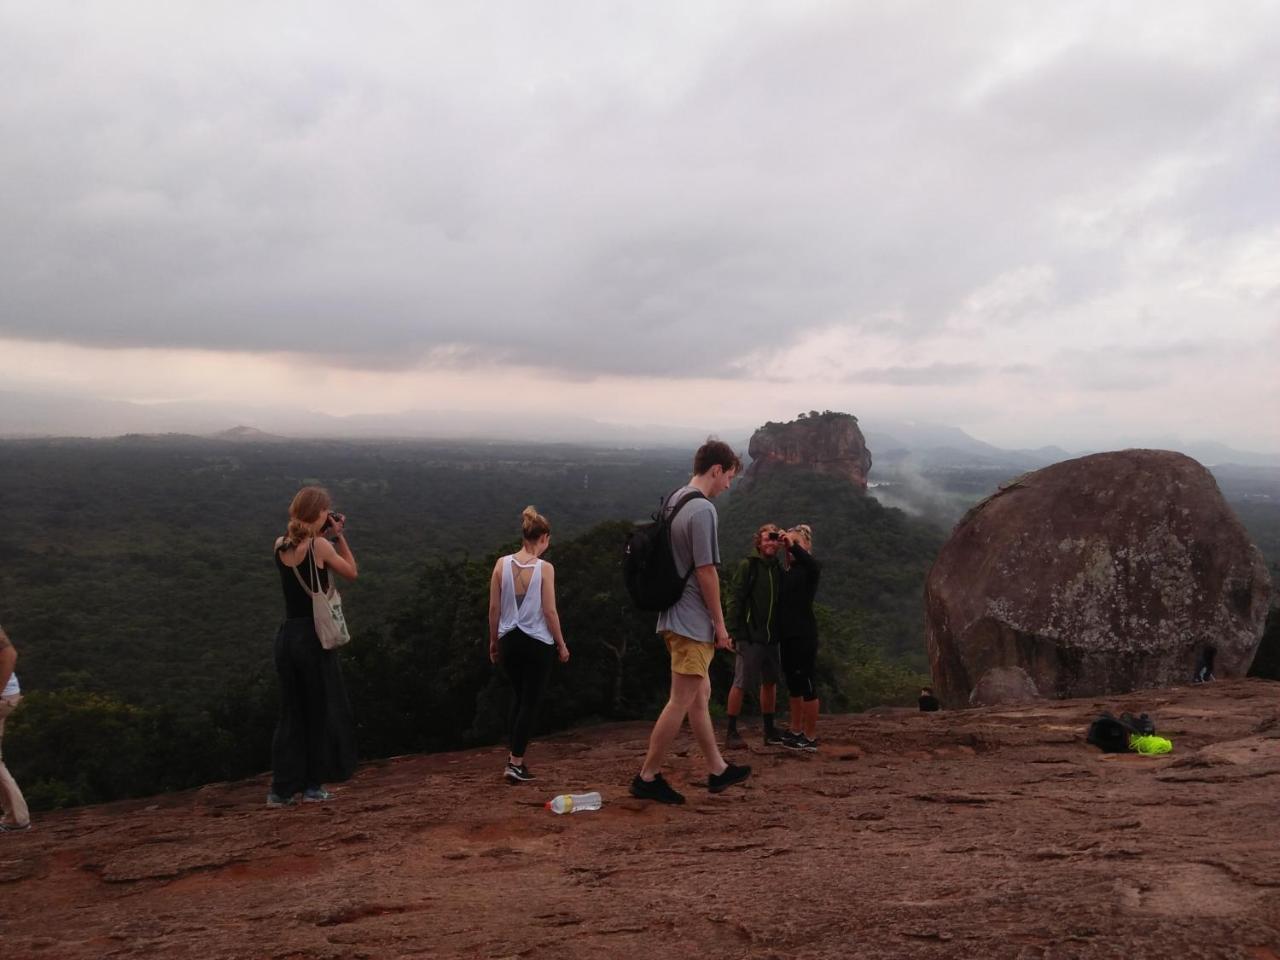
[{"x1": 291, "y1": 540, "x2": 351, "y2": 650}]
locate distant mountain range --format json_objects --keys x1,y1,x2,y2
[
  {"x1": 865, "y1": 419, "x2": 1280, "y2": 470},
  {"x1": 2, "y1": 389, "x2": 1277, "y2": 467}
]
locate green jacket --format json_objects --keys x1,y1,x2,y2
[{"x1": 729, "y1": 553, "x2": 780, "y2": 645}]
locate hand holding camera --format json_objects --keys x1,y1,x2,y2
[{"x1": 320, "y1": 511, "x2": 347, "y2": 539}]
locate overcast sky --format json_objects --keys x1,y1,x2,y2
[{"x1": 1, "y1": 1, "x2": 1277, "y2": 450}]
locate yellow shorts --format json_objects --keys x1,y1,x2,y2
[{"x1": 663, "y1": 630, "x2": 714, "y2": 678}]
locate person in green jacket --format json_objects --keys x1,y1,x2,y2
[{"x1": 725, "y1": 523, "x2": 785, "y2": 748}]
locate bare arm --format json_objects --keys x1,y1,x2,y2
[
  {"x1": 0, "y1": 626, "x2": 15, "y2": 694},
  {"x1": 488, "y1": 560, "x2": 503, "y2": 663},
  {"x1": 313, "y1": 534, "x2": 357, "y2": 581},
  {"x1": 540, "y1": 563, "x2": 570, "y2": 663},
  {"x1": 694, "y1": 564, "x2": 733, "y2": 650}
]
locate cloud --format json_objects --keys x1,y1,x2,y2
[
  {"x1": 0, "y1": 1, "x2": 1276, "y2": 452},
  {"x1": 845, "y1": 363, "x2": 985, "y2": 387}
]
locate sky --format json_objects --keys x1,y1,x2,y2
[{"x1": 1, "y1": 1, "x2": 1278, "y2": 451}]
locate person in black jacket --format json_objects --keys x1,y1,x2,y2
[
  {"x1": 778, "y1": 524, "x2": 821, "y2": 751},
  {"x1": 725, "y1": 523, "x2": 785, "y2": 748}
]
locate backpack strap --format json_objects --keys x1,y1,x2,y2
[
  {"x1": 662, "y1": 488, "x2": 708, "y2": 579},
  {"x1": 661, "y1": 488, "x2": 707, "y2": 522}
]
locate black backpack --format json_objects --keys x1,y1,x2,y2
[
  {"x1": 623, "y1": 489, "x2": 707, "y2": 612},
  {"x1": 1086, "y1": 712, "x2": 1131, "y2": 753}
]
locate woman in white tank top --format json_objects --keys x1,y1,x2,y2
[{"x1": 487, "y1": 506, "x2": 570, "y2": 784}]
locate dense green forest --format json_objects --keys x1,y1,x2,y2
[
  {"x1": 0, "y1": 436, "x2": 935, "y2": 810},
  {"x1": 2, "y1": 435, "x2": 1275, "y2": 810}
]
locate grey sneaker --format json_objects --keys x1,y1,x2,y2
[
  {"x1": 0, "y1": 820, "x2": 31, "y2": 831},
  {"x1": 724, "y1": 730, "x2": 747, "y2": 750},
  {"x1": 302, "y1": 787, "x2": 335, "y2": 802},
  {"x1": 266, "y1": 792, "x2": 296, "y2": 808}
]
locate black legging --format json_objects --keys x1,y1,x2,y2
[
  {"x1": 499, "y1": 628, "x2": 556, "y2": 757},
  {"x1": 781, "y1": 635, "x2": 818, "y2": 702}
]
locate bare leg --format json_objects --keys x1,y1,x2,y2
[
  {"x1": 804, "y1": 699, "x2": 820, "y2": 739},
  {"x1": 687, "y1": 675, "x2": 727, "y2": 776},
  {"x1": 789, "y1": 696, "x2": 803, "y2": 732},
  {"x1": 639, "y1": 674, "x2": 700, "y2": 779},
  {"x1": 760, "y1": 683, "x2": 777, "y2": 714},
  {"x1": 726, "y1": 685, "x2": 744, "y2": 719}
]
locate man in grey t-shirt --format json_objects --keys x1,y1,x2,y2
[
  {"x1": 631, "y1": 439, "x2": 752, "y2": 804},
  {"x1": 655, "y1": 486, "x2": 720, "y2": 643}
]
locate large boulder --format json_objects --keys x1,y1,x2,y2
[
  {"x1": 925, "y1": 450, "x2": 1272, "y2": 708},
  {"x1": 742, "y1": 411, "x2": 872, "y2": 491}
]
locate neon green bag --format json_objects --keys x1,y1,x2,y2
[{"x1": 1129, "y1": 734, "x2": 1172, "y2": 755}]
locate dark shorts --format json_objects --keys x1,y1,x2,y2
[{"x1": 732, "y1": 641, "x2": 781, "y2": 689}]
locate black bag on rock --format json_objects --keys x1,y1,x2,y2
[{"x1": 1086, "y1": 712, "x2": 1131, "y2": 753}]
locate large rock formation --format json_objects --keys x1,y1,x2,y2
[
  {"x1": 742, "y1": 411, "x2": 872, "y2": 490},
  {"x1": 926, "y1": 449, "x2": 1272, "y2": 708}
]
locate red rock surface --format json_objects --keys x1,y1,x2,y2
[
  {"x1": 743, "y1": 413, "x2": 873, "y2": 491},
  {"x1": 5, "y1": 679, "x2": 1280, "y2": 959}
]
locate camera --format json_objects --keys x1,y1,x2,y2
[
  {"x1": 766, "y1": 531, "x2": 782, "y2": 541},
  {"x1": 321, "y1": 511, "x2": 345, "y2": 534}
]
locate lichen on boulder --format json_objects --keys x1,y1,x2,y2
[{"x1": 925, "y1": 449, "x2": 1272, "y2": 708}]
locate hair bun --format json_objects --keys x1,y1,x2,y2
[{"x1": 521, "y1": 505, "x2": 551, "y2": 541}]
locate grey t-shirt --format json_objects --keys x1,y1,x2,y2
[{"x1": 655, "y1": 485, "x2": 721, "y2": 643}]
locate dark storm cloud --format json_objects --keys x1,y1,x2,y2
[{"x1": 1, "y1": 2, "x2": 1277, "y2": 379}]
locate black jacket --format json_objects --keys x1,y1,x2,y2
[{"x1": 776, "y1": 545, "x2": 820, "y2": 642}]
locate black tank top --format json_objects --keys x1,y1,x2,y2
[{"x1": 276, "y1": 542, "x2": 330, "y2": 619}]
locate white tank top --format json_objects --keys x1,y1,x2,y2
[{"x1": 498, "y1": 556, "x2": 554, "y2": 645}]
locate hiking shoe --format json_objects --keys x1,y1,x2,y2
[
  {"x1": 630, "y1": 773, "x2": 686, "y2": 805},
  {"x1": 266, "y1": 792, "x2": 296, "y2": 808},
  {"x1": 781, "y1": 731, "x2": 807, "y2": 750},
  {"x1": 302, "y1": 787, "x2": 334, "y2": 802},
  {"x1": 798, "y1": 735, "x2": 819, "y2": 753},
  {"x1": 504, "y1": 762, "x2": 535, "y2": 784},
  {"x1": 764, "y1": 729, "x2": 787, "y2": 746},
  {"x1": 724, "y1": 730, "x2": 747, "y2": 750},
  {"x1": 0, "y1": 821, "x2": 31, "y2": 832},
  {"x1": 708, "y1": 763, "x2": 751, "y2": 793}
]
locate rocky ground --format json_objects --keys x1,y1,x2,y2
[{"x1": 4, "y1": 679, "x2": 1280, "y2": 960}]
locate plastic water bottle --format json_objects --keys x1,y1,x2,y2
[{"x1": 545, "y1": 792, "x2": 602, "y2": 814}]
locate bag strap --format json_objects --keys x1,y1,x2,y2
[
  {"x1": 289, "y1": 540, "x2": 327, "y2": 598},
  {"x1": 662, "y1": 489, "x2": 708, "y2": 580},
  {"x1": 662, "y1": 489, "x2": 706, "y2": 527}
]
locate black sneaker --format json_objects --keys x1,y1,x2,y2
[
  {"x1": 630, "y1": 772, "x2": 686, "y2": 804},
  {"x1": 798, "y1": 735, "x2": 819, "y2": 753},
  {"x1": 781, "y1": 731, "x2": 807, "y2": 750},
  {"x1": 724, "y1": 730, "x2": 747, "y2": 750},
  {"x1": 764, "y1": 729, "x2": 787, "y2": 746},
  {"x1": 708, "y1": 762, "x2": 751, "y2": 793},
  {"x1": 504, "y1": 762, "x2": 535, "y2": 783}
]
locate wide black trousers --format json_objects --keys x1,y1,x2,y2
[{"x1": 271, "y1": 617, "x2": 357, "y2": 797}]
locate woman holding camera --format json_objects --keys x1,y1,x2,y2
[
  {"x1": 488, "y1": 506, "x2": 570, "y2": 784},
  {"x1": 778, "y1": 524, "x2": 821, "y2": 751},
  {"x1": 269, "y1": 486, "x2": 358, "y2": 806}
]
